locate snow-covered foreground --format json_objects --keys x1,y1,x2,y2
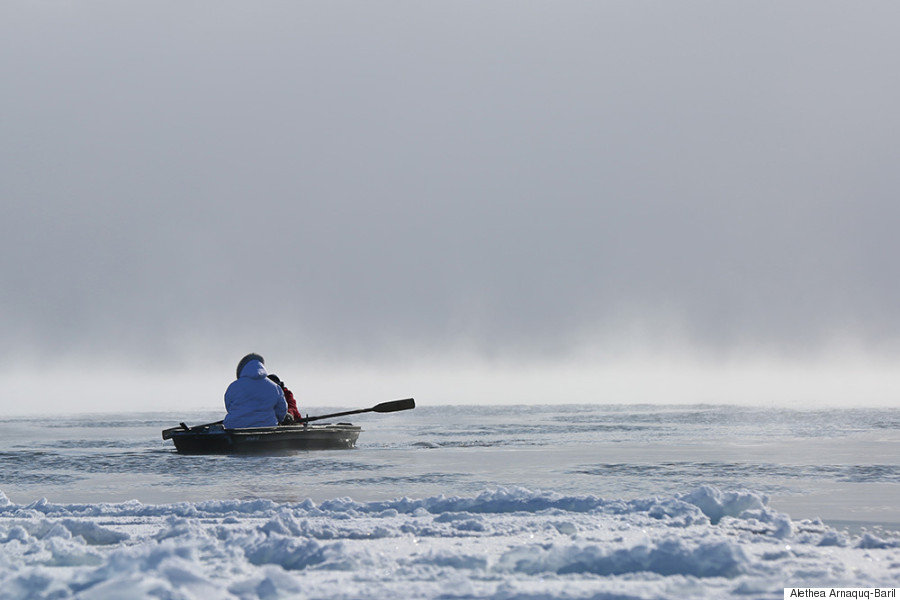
[{"x1": 2, "y1": 486, "x2": 898, "y2": 599}]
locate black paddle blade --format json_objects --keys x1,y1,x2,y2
[
  {"x1": 372, "y1": 398, "x2": 415, "y2": 413},
  {"x1": 162, "y1": 420, "x2": 223, "y2": 440}
]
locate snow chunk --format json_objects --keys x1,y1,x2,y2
[
  {"x1": 679, "y1": 486, "x2": 769, "y2": 525},
  {"x1": 857, "y1": 532, "x2": 899, "y2": 549},
  {"x1": 228, "y1": 565, "x2": 305, "y2": 600},
  {"x1": 817, "y1": 530, "x2": 849, "y2": 547},
  {"x1": 242, "y1": 531, "x2": 366, "y2": 572},
  {"x1": 498, "y1": 537, "x2": 749, "y2": 578},
  {"x1": 61, "y1": 519, "x2": 129, "y2": 545}
]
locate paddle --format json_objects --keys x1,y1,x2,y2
[
  {"x1": 162, "y1": 420, "x2": 223, "y2": 440},
  {"x1": 297, "y1": 398, "x2": 416, "y2": 424},
  {"x1": 162, "y1": 398, "x2": 415, "y2": 439}
]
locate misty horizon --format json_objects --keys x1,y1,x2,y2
[{"x1": 3, "y1": 1, "x2": 900, "y2": 414}]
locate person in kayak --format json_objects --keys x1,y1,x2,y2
[
  {"x1": 267, "y1": 373, "x2": 303, "y2": 422},
  {"x1": 223, "y1": 353, "x2": 288, "y2": 429}
]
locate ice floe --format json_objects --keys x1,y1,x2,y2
[{"x1": 1, "y1": 486, "x2": 898, "y2": 599}]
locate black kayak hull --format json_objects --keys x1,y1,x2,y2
[{"x1": 165, "y1": 423, "x2": 362, "y2": 454}]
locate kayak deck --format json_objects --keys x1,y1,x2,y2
[{"x1": 165, "y1": 422, "x2": 362, "y2": 454}]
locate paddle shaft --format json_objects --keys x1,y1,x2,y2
[{"x1": 298, "y1": 398, "x2": 416, "y2": 424}]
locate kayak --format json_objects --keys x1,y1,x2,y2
[
  {"x1": 162, "y1": 422, "x2": 362, "y2": 454},
  {"x1": 161, "y1": 398, "x2": 414, "y2": 455}
]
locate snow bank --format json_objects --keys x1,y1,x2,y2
[{"x1": 1, "y1": 486, "x2": 898, "y2": 599}]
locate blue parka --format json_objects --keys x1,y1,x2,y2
[{"x1": 223, "y1": 359, "x2": 287, "y2": 429}]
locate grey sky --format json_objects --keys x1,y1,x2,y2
[{"x1": 2, "y1": 2, "x2": 900, "y2": 411}]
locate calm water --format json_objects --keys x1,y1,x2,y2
[{"x1": 2, "y1": 404, "x2": 898, "y2": 528}]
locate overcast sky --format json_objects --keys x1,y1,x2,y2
[{"x1": 2, "y1": 1, "x2": 900, "y2": 413}]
